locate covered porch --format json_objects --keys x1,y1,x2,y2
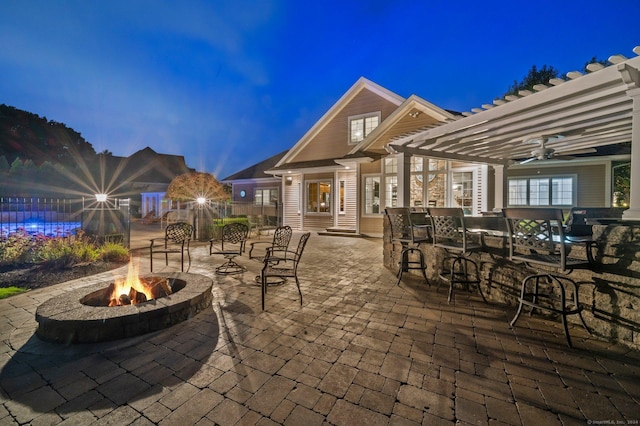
[{"x1": 386, "y1": 46, "x2": 640, "y2": 217}]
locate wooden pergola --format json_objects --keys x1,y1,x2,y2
[{"x1": 386, "y1": 46, "x2": 640, "y2": 219}]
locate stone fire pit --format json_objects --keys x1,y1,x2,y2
[{"x1": 35, "y1": 272, "x2": 213, "y2": 344}]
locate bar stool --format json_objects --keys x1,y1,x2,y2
[
  {"x1": 428, "y1": 207, "x2": 486, "y2": 303},
  {"x1": 384, "y1": 208, "x2": 430, "y2": 287},
  {"x1": 503, "y1": 207, "x2": 592, "y2": 347}
]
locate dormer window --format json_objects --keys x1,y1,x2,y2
[{"x1": 349, "y1": 112, "x2": 380, "y2": 144}]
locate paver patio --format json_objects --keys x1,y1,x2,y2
[{"x1": 0, "y1": 231, "x2": 639, "y2": 425}]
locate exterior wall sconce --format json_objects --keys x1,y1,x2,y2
[{"x1": 95, "y1": 193, "x2": 108, "y2": 202}]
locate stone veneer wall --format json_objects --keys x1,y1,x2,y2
[{"x1": 383, "y1": 221, "x2": 640, "y2": 350}]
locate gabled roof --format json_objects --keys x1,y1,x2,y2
[
  {"x1": 222, "y1": 150, "x2": 288, "y2": 181},
  {"x1": 104, "y1": 147, "x2": 195, "y2": 185},
  {"x1": 388, "y1": 46, "x2": 640, "y2": 166},
  {"x1": 348, "y1": 94, "x2": 457, "y2": 155},
  {"x1": 272, "y1": 77, "x2": 404, "y2": 169}
]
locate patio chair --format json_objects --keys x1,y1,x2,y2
[
  {"x1": 385, "y1": 208, "x2": 430, "y2": 287},
  {"x1": 149, "y1": 222, "x2": 193, "y2": 272},
  {"x1": 503, "y1": 207, "x2": 592, "y2": 347},
  {"x1": 428, "y1": 207, "x2": 486, "y2": 304},
  {"x1": 209, "y1": 222, "x2": 249, "y2": 275},
  {"x1": 261, "y1": 232, "x2": 311, "y2": 310},
  {"x1": 249, "y1": 225, "x2": 293, "y2": 261}
]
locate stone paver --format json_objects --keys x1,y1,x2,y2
[{"x1": 0, "y1": 231, "x2": 639, "y2": 425}]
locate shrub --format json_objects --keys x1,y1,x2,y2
[
  {"x1": 99, "y1": 242, "x2": 130, "y2": 262},
  {"x1": 0, "y1": 230, "x2": 40, "y2": 265},
  {"x1": 208, "y1": 217, "x2": 249, "y2": 240},
  {"x1": 33, "y1": 234, "x2": 100, "y2": 268}
]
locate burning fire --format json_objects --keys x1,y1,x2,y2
[{"x1": 108, "y1": 258, "x2": 172, "y2": 306}]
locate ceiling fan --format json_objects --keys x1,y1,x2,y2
[{"x1": 518, "y1": 135, "x2": 596, "y2": 164}]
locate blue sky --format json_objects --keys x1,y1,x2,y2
[{"x1": 1, "y1": 1, "x2": 639, "y2": 180}]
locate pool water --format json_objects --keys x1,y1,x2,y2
[{"x1": 0, "y1": 222, "x2": 82, "y2": 237}]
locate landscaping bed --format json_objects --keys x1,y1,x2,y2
[{"x1": 0, "y1": 260, "x2": 128, "y2": 290}]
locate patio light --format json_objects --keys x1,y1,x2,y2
[{"x1": 95, "y1": 193, "x2": 108, "y2": 202}]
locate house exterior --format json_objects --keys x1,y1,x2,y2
[
  {"x1": 224, "y1": 50, "x2": 637, "y2": 235},
  {"x1": 221, "y1": 150, "x2": 288, "y2": 225},
  {"x1": 104, "y1": 147, "x2": 195, "y2": 218},
  {"x1": 264, "y1": 77, "x2": 461, "y2": 236}
]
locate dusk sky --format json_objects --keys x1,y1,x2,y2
[{"x1": 1, "y1": 1, "x2": 639, "y2": 180}]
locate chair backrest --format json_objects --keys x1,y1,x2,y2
[
  {"x1": 221, "y1": 222, "x2": 249, "y2": 251},
  {"x1": 385, "y1": 207, "x2": 430, "y2": 243},
  {"x1": 291, "y1": 232, "x2": 311, "y2": 265},
  {"x1": 385, "y1": 208, "x2": 411, "y2": 241},
  {"x1": 503, "y1": 207, "x2": 567, "y2": 269},
  {"x1": 272, "y1": 226, "x2": 293, "y2": 251},
  {"x1": 165, "y1": 222, "x2": 193, "y2": 243},
  {"x1": 428, "y1": 207, "x2": 471, "y2": 251}
]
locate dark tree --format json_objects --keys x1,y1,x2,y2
[{"x1": 502, "y1": 65, "x2": 559, "y2": 98}]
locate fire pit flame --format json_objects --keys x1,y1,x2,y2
[{"x1": 107, "y1": 258, "x2": 172, "y2": 306}]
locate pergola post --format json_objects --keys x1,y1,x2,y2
[
  {"x1": 619, "y1": 63, "x2": 640, "y2": 220},
  {"x1": 396, "y1": 152, "x2": 411, "y2": 207},
  {"x1": 492, "y1": 164, "x2": 506, "y2": 210}
]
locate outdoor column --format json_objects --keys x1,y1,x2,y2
[
  {"x1": 396, "y1": 152, "x2": 411, "y2": 207},
  {"x1": 492, "y1": 164, "x2": 506, "y2": 210},
  {"x1": 619, "y1": 63, "x2": 640, "y2": 220}
]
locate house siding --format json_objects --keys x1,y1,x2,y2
[
  {"x1": 361, "y1": 216, "x2": 383, "y2": 236},
  {"x1": 283, "y1": 176, "x2": 302, "y2": 230},
  {"x1": 292, "y1": 90, "x2": 399, "y2": 162},
  {"x1": 336, "y1": 170, "x2": 357, "y2": 228},
  {"x1": 509, "y1": 163, "x2": 607, "y2": 206}
]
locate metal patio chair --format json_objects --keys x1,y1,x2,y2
[
  {"x1": 249, "y1": 225, "x2": 293, "y2": 260},
  {"x1": 428, "y1": 207, "x2": 486, "y2": 303},
  {"x1": 209, "y1": 222, "x2": 249, "y2": 275},
  {"x1": 503, "y1": 207, "x2": 592, "y2": 347},
  {"x1": 149, "y1": 222, "x2": 193, "y2": 272},
  {"x1": 261, "y1": 232, "x2": 311, "y2": 310}
]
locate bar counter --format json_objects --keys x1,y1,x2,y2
[{"x1": 383, "y1": 218, "x2": 640, "y2": 350}]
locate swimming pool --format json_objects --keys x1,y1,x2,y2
[{"x1": 0, "y1": 221, "x2": 82, "y2": 237}]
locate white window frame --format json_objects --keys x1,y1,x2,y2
[
  {"x1": 348, "y1": 112, "x2": 381, "y2": 145},
  {"x1": 451, "y1": 168, "x2": 476, "y2": 215},
  {"x1": 507, "y1": 175, "x2": 576, "y2": 207},
  {"x1": 362, "y1": 174, "x2": 381, "y2": 216},
  {"x1": 254, "y1": 188, "x2": 278, "y2": 206},
  {"x1": 306, "y1": 179, "x2": 332, "y2": 214},
  {"x1": 338, "y1": 179, "x2": 346, "y2": 215},
  {"x1": 383, "y1": 157, "x2": 398, "y2": 209}
]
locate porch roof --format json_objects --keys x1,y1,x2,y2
[{"x1": 386, "y1": 47, "x2": 640, "y2": 167}]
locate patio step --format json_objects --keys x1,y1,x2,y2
[{"x1": 318, "y1": 227, "x2": 364, "y2": 238}]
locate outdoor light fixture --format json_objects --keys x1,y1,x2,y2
[
  {"x1": 95, "y1": 193, "x2": 108, "y2": 202},
  {"x1": 409, "y1": 111, "x2": 420, "y2": 118},
  {"x1": 286, "y1": 176, "x2": 293, "y2": 182},
  {"x1": 197, "y1": 197, "x2": 207, "y2": 205}
]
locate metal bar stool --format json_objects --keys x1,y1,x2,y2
[
  {"x1": 428, "y1": 207, "x2": 486, "y2": 304},
  {"x1": 384, "y1": 208, "x2": 430, "y2": 287},
  {"x1": 503, "y1": 207, "x2": 592, "y2": 347}
]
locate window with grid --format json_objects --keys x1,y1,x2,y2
[
  {"x1": 255, "y1": 188, "x2": 278, "y2": 206},
  {"x1": 349, "y1": 113, "x2": 380, "y2": 144},
  {"x1": 364, "y1": 175, "x2": 381, "y2": 214},
  {"x1": 508, "y1": 176, "x2": 574, "y2": 206}
]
